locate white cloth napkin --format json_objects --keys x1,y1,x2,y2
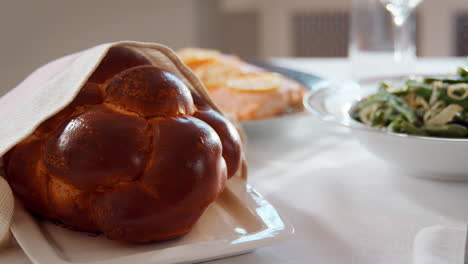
[
  {"x1": 413, "y1": 225, "x2": 467, "y2": 264},
  {"x1": 0, "y1": 41, "x2": 244, "y2": 250},
  {"x1": 0, "y1": 177, "x2": 13, "y2": 248}
]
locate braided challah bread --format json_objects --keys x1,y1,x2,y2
[{"x1": 3, "y1": 46, "x2": 243, "y2": 243}]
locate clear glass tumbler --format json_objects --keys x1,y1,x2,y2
[{"x1": 349, "y1": 0, "x2": 422, "y2": 79}]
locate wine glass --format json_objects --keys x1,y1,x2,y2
[
  {"x1": 379, "y1": 0, "x2": 423, "y2": 62},
  {"x1": 348, "y1": 0, "x2": 423, "y2": 79}
]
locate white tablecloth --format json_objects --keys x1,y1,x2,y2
[{"x1": 2, "y1": 57, "x2": 467, "y2": 264}]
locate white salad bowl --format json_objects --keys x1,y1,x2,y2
[{"x1": 304, "y1": 76, "x2": 468, "y2": 181}]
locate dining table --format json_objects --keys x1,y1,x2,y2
[{"x1": 1, "y1": 57, "x2": 467, "y2": 264}]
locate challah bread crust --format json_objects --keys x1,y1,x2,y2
[{"x1": 4, "y1": 46, "x2": 242, "y2": 243}]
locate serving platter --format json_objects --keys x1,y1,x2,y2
[
  {"x1": 250, "y1": 62, "x2": 324, "y2": 88},
  {"x1": 10, "y1": 176, "x2": 293, "y2": 264},
  {"x1": 241, "y1": 62, "x2": 327, "y2": 138}
]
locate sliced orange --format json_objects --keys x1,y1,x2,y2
[
  {"x1": 177, "y1": 48, "x2": 221, "y2": 65},
  {"x1": 194, "y1": 61, "x2": 242, "y2": 89},
  {"x1": 227, "y1": 73, "x2": 283, "y2": 93}
]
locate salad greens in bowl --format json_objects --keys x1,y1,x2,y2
[
  {"x1": 351, "y1": 67, "x2": 468, "y2": 138},
  {"x1": 304, "y1": 67, "x2": 468, "y2": 180}
]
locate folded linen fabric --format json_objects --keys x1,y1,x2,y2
[{"x1": 0, "y1": 176, "x2": 13, "y2": 248}]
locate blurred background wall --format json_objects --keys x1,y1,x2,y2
[{"x1": 0, "y1": 0, "x2": 467, "y2": 96}]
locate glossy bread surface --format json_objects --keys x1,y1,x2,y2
[
  {"x1": 4, "y1": 46, "x2": 243, "y2": 243},
  {"x1": 45, "y1": 106, "x2": 151, "y2": 190},
  {"x1": 106, "y1": 66, "x2": 194, "y2": 117}
]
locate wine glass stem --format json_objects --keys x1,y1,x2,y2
[{"x1": 393, "y1": 13, "x2": 415, "y2": 63}]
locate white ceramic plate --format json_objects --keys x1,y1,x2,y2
[
  {"x1": 304, "y1": 76, "x2": 468, "y2": 180},
  {"x1": 11, "y1": 176, "x2": 293, "y2": 264},
  {"x1": 240, "y1": 112, "x2": 312, "y2": 139}
]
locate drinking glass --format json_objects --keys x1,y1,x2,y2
[
  {"x1": 349, "y1": 0, "x2": 423, "y2": 78},
  {"x1": 380, "y1": 0, "x2": 423, "y2": 62}
]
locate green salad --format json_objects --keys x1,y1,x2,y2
[{"x1": 352, "y1": 67, "x2": 468, "y2": 138}]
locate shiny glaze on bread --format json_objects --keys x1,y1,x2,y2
[{"x1": 4, "y1": 47, "x2": 242, "y2": 243}]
